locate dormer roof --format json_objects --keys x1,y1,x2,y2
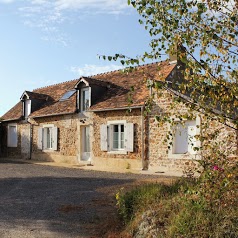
[
  {"x1": 20, "y1": 91, "x2": 50, "y2": 101},
  {"x1": 75, "y1": 76, "x2": 110, "y2": 88}
]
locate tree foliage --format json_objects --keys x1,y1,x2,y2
[
  {"x1": 136, "y1": 0, "x2": 237, "y2": 123},
  {"x1": 107, "y1": 2, "x2": 238, "y2": 233},
  {"x1": 106, "y1": 0, "x2": 238, "y2": 128}
]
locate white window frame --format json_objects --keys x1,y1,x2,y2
[
  {"x1": 111, "y1": 124, "x2": 125, "y2": 151},
  {"x1": 107, "y1": 120, "x2": 126, "y2": 153},
  {"x1": 7, "y1": 124, "x2": 18, "y2": 147},
  {"x1": 100, "y1": 120, "x2": 134, "y2": 154},
  {"x1": 44, "y1": 127, "x2": 53, "y2": 150},
  {"x1": 168, "y1": 116, "x2": 201, "y2": 159},
  {"x1": 38, "y1": 124, "x2": 58, "y2": 151},
  {"x1": 24, "y1": 99, "x2": 31, "y2": 119},
  {"x1": 80, "y1": 87, "x2": 91, "y2": 112}
]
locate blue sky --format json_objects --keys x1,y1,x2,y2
[{"x1": 0, "y1": 0, "x2": 166, "y2": 116}]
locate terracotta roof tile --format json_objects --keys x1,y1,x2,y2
[
  {"x1": 29, "y1": 79, "x2": 78, "y2": 118},
  {"x1": 89, "y1": 61, "x2": 176, "y2": 111},
  {"x1": 30, "y1": 94, "x2": 77, "y2": 118},
  {"x1": 1, "y1": 61, "x2": 176, "y2": 120},
  {"x1": 1, "y1": 102, "x2": 23, "y2": 121},
  {"x1": 2, "y1": 79, "x2": 78, "y2": 121}
]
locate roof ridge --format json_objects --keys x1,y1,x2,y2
[
  {"x1": 89, "y1": 60, "x2": 169, "y2": 78},
  {"x1": 33, "y1": 78, "x2": 80, "y2": 91},
  {"x1": 32, "y1": 61, "x2": 169, "y2": 91}
]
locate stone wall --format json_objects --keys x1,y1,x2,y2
[
  {"x1": 30, "y1": 114, "x2": 81, "y2": 163},
  {"x1": 201, "y1": 117, "x2": 237, "y2": 158},
  {"x1": 1, "y1": 88, "x2": 236, "y2": 174},
  {"x1": 91, "y1": 109, "x2": 144, "y2": 170},
  {"x1": 147, "y1": 88, "x2": 238, "y2": 172},
  {"x1": 1, "y1": 121, "x2": 31, "y2": 159}
]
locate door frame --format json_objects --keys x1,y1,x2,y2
[{"x1": 81, "y1": 126, "x2": 91, "y2": 161}]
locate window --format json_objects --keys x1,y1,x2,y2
[
  {"x1": 7, "y1": 124, "x2": 17, "y2": 147},
  {"x1": 81, "y1": 88, "x2": 90, "y2": 111},
  {"x1": 100, "y1": 121, "x2": 134, "y2": 153},
  {"x1": 112, "y1": 124, "x2": 125, "y2": 150},
  {"x1": 45, "y1": 127, "x2": 53, "y2": 149},
  {"x1": 38, "y1": 125, "x2": 58, "y2": 151},
  {"x1": 59, "y1": 90, "x2": 76, "y2": 101},
  {"x1": 170, "y1": 119, "x2": 200, "y2": 157},
  {"x1": 81, "y1": 126, "x2": 91, "y2": 161},
  {"x1": 24, "y1": 99, "x2": 31, "y2": 118}
]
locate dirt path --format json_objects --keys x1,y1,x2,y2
[{"x1": 0, "y1": 160, "x2": 175, "y2": 238}]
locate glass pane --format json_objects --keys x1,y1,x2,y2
[
  {"x1": 59, "y1": 90, "x2": 76, "y2": 101},
  {"x1": 46, "y1": 128, "x2": 52, "y2": 149},
  {"x1": 174, "y1": 123, "x2": 188, "y2": 154},
  {"x1": 24, "y1": 100, "x2": 31, "y2": 118},
  {"x1": 82, "y1": 89, "x2": 89, "y2": 111},
  {"x1": 120, "y1": 132, "x2": 124, "y2": 149},
  {"x1": 113, "y1": 125, "x2": 118, "y2": 132},
  {"x1": 113, "y1": 132, "x2": 119, "y2": 149},
  {"x1": 84, "y1": 127, "x2": 90, "y2": 152}
]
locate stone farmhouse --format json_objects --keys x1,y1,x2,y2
[{"x1": 0, "y1": 61, "x2": 237, "y2": 174}]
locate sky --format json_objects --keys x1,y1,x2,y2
[{"x1": 0, "y1": 0, "x2": 167, "y2": 116}]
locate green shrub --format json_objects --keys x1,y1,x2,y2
[
  {"x1": 115, "y1": 179, "x2": 191, "y2": 224},
  {"x1": 116, "y1": 175, "x2": 238, "y2": 238}
]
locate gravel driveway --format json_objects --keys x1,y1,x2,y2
[{"x1": 0, "y1": 160, "x2": 173, "y2": 238}]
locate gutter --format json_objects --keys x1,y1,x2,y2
[
  {"x1": 28, "y1": 120, "x2": 33, "y2": 160},
  {"x1": 89, "y1": 105, "x2": 143, "y2": 112},
  {"x1": 141, "y1": 106, "x2": 145, "y2": 170},
  {"x1": 1, "y1": 118, "x2": 21, "y2": 122},
  {"x1": 30, "y1": 111, "x2": 75, "y2": 119}
]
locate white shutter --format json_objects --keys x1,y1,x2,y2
[
  {"x1": 174, "y1": 123, "x2": 188, "y2": 154},
  {"x1": 125, "y1": 123, "x2": 134, "y2": 152},
  {"x1": 38, "y1": 128, "x2": 43, "y2": 150},
  {"x1": 52, "y1": 127, "x2": 58, "y2": 151},
  {"x1": 8, "y1": 125, "x2": 17, "y2": 147},
  {"x1": 100, "y1": 124, "x2": 108, "y2": 151},
  {"x1": 188, "y1": 125, "x2": 197, "y2": 154}
]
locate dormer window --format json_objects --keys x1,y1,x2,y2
[
  {"x1": 22, "y1": 99, "x2": 31, "y2": 119},
  {"x1": 74, "y1": 78, "x2": 92, "y2": 112},
  {"x1": 81, "y1": 88, "x2": 90, "y2": 111},
  {"x1": 20, "y1": 91, "x2": 32, "y2": 119},
  {"x1": 24, "y1": 99, "x2": 31, "y2": 119}
]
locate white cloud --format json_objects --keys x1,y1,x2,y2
[
  {"x1": 55, "y1": 0, "x2": 130, "y2": 13},
  {"x1": 70, "y1": 64, "x2": 123, "y2": 76},
  {"x1": 13, "y1": 0, "x2": 131, "y2": 46},
  {"x1": 31, "y1": 0, "x2": 48, "y2": 4}
]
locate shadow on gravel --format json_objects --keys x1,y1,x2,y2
[
  {"x1": 0, "y1": 159, "x2": 28, "y2": 164},
  {"x1": 0, "y1": 175, "x2": 134, "y2": 237}
]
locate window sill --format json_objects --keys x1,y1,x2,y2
[
  {"x1": 107, "y1": 150, "x2": 127, "y2": 155},
  {"x1": 43, "y1": 149, "x2": 55, "y2": 152},
  {"x1": 169, "y1": 153, "x2": 200, "y2": 160}
]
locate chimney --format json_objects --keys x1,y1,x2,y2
[
  {"x1": 169, "y1": 44, "x2": 178, "y2": 64},
  {"x1": 169, "y1": 44, "x2": 186, "y2": 65},
  {"x1": 169, "y1": 53, "x2": 177, "y2": 64}
]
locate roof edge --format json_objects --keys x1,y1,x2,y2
[
  {"x1": 88, "y1": 105, "x2": 144, "y2": 112},
  {"x1": 30, "y1": 111, "x2": 75, "y2": 119},
  {"x1": 1, "y1": 118, "x2": 22, "y2": 122}
]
